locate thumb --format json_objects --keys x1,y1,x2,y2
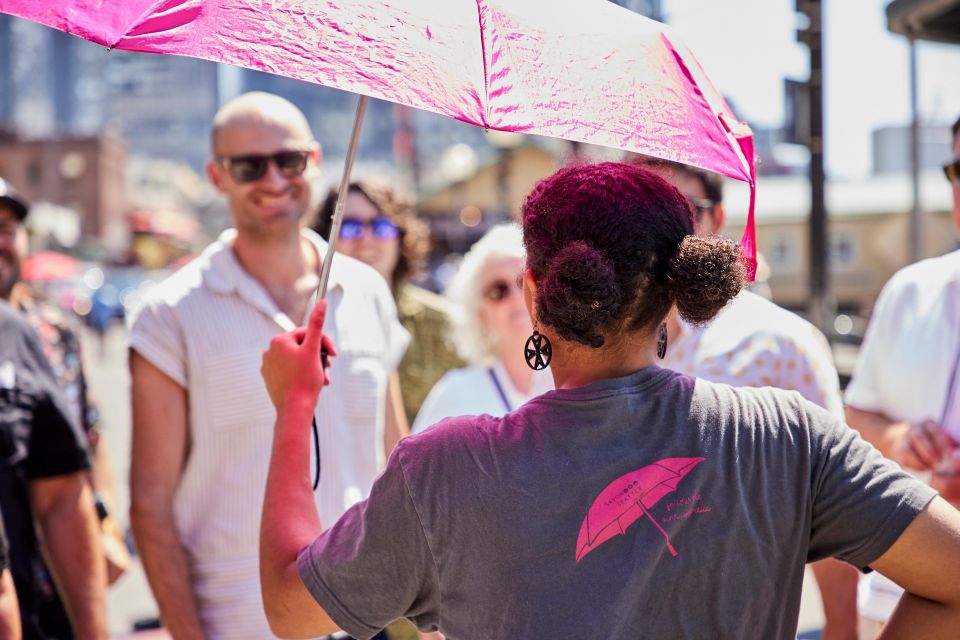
[{"x1": 302, "y1": 300, "x2": 327, "y2": 352}]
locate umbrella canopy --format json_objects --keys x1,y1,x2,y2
[
  {"x1": 0, "y1": 0, "x2": 757, "y2": 274},
  {"x1": 20, "y1": 250, "x2": 83, "y2": 283}
]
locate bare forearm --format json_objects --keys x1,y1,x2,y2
[
  {"x1": 0, "y1": 569, "x2": 20, "y2": 640},
  {"x1": 90, "y1": 437, "x2": 118, "y2": 508},
  {"x1": 384, "y1": 373, "x2": 408, "y2": 457},
  {"x1": 844, "y1": 406, "x2": 909, "y2": 459},
  {"x1": 131, "y1": 502, "x2": 205, "y2": 639},
  {"x1": 36, "y1": 482, "x2": 107, "y2": 639},
  {"x1": 261, "y1": 394, "x2": 336, "y2": 637},
  {"x1": 810, "y1": 559, "x2": 858, "y2": 640},
  {"x1": 878, "y1": 591, "x2": 960, "y2": 639}
]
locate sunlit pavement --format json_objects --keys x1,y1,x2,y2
[
  {"x1": 80, "y1": 325, "x2": 161, "y2": 635},
  {"x1": 81, "y1": 324, "x2": 826, "y2": 638}
]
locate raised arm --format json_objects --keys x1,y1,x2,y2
[
  {"x1": 384, "y1": 371, "x2": 409, "y2": 457},
  {"x1": 260, "y1": 301, "x2": 339, "y2": 638},
  {"x1": 129, "y1": 351, "x2": 205, "y2": 639},
  {"x1": 29, "y1": 473, "x2": 107, "y2": 639},
  {"x1": 872, "y1": 496, "x2": 960, "y2": 638}
]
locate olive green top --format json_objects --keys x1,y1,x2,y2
[{"x1": 396, "y1": 284, "x2": 464, "y2": 425}]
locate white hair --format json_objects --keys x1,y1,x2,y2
[{"x1": 444, "y1": 223, "x2": 526, "y2": 365}]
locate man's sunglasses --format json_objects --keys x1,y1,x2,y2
[
  {"x1": 218, "y1": 150, "x2": 312, "y2": 183},
  {"x1": 482, "y1": 278, "x2": 520, "y2": 303},
  {"x1": 944, "y1": 161, "x2": 960, "y2": 186},
  {"x1": 338, "y1": 216, "x2": 399, "y2": 241}
]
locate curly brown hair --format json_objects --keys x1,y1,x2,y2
[
  {"x1": 312, "y1": 180, "x2": 429, "y2": 292},
  {"x1": 522, "y1": 162, "x2": 744, "y2": 348}
]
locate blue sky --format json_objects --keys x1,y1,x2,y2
[{"x1": 664, "y1": 0, "x2": 960, "y2": 179}]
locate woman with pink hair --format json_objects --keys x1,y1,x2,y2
[{"x1": 261, "y1": 162, "x2": 960, "y2": 640}]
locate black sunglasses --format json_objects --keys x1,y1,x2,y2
[
  {"x1": 218, "y1": 150, "x2": 312, "y2": 183},
  {"x1": 482, "y1": 278, "x2": 520, "y2": 303},
  {"x1": 945, "y1": 161, "x2": 960, "y2": 186}
]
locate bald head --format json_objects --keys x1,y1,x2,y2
[{"x1": 211, "y1": 92, "x2": 316, "y2": 156}]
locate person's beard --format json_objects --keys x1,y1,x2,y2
[{"x1": 0, "y1": 248, "x2": 20, "y2": 301}]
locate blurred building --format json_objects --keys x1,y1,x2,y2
[
  {"x1": 0, "y1": 15, "x2": 220, "y2": 171},
  {"x1": 609, "y1": 0, "x2": 663, "y2": 20},
  {"x1": 0, "y1": 132, "x2": 128, "y2": 249},
  {"x1": 872, "y1": 124, "x2": 953, "y2": 174},
  {"x1": 723, "y1": 169, "x2": 955, "y2": 314},
  {"x1": 418, "y1": 144, "x2": 559, "y2": 254},
  {"x1": 887, "y1": 0, "x2": 960, "y2": 44}
]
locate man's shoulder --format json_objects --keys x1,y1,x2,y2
[
  {"x1": 139, "y1": 248, "x2": 219, "y2": 309},
  {"x1": 332, "y1": 251, "x2": 391, "y2": 293},
  {"x1": 0, "y1": 299, "x2": 36, "y2": 339},
  {"x1": 713, "y1": 291, "x2": 822, "y2": 340},
  {"x1": 884, "y1": 249, "x2": 960, "y2": 296}
]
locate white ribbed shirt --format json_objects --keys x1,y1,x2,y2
[
  {"x1": 128, "y1": 228, "x2": 407, "y2": 638},
  {"x1": 845, "y1": 248, "x2": 960, "y2": 622}
]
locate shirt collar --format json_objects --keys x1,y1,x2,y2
[
  {"x1": 202, "y1": 227, "x2": 345, "y2": 295},
  {"x1": 200, "y1": 227, "x2": 345, "y2": 329}
]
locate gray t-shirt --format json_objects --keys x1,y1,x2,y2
[{"x1": 298, "y1": 367, "x2": 936, "y2": 640}]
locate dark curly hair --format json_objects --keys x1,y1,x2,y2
[
  {"x1": 312, "y1": 180, "x2": 429, "y2": 292},
  {"x1": 522, "y1": 162, "x2": 744, "y2": 349}
]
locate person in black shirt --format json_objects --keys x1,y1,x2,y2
[
  {"x1": 0, "y1": 515, "x2": 21, "y2": 639},
  {"x1": 0, "y1": 180, "x2": 107, "y2": 639}
]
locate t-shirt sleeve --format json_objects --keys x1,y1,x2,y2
[
  {"x1": 297, "y1": 439, "x2": 440, "y2": 639},
  {"x1": 20, "y1": 321, "x2": 90, "y2": 478},
  {"x1": 128, "y1": 297, "x2": 187, "y2": 387},
  {"x1": 805, "y1": 399, "x2": 937, "y2": 570}
]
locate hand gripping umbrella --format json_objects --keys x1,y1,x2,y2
[{"x1": 0, "y1": 0, "x2": 759, "y2": 296}]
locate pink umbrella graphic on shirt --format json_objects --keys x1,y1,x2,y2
[{"x1": 576, "y1": 457, "x2": 705, "y2": 563}]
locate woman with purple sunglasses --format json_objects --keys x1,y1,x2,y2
[{"x1": 312, "y1": 182, "x2": 464, "y2": 435}]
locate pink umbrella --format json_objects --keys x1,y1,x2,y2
[{"x1": 0, "y1": 0, "x2": 757, "y2": 286}]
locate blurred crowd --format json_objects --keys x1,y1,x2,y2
[{"x1": 0, "y1": 93, "x2": 958, "y2": 640}]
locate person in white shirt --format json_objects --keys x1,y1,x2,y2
[
  {"x1": 413, "y1": 224, "x2": 552, "y2": 434},
  {"x1": 128, "y1": 92, "x2": 407, "y2": 639},
  {"x1": 845, "y1": 115, "x2": 960, "y2": 637},
  {"x1": 640, "y1": 157, "x2": 859, "y2": 640}
]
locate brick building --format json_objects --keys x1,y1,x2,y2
[{"x1": 0, "y1": 132, "x2": 128, "y2": 248}]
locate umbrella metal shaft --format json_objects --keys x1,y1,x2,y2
[{"x1": 316, "y1": 94, "x2": 369, "y2": 301}]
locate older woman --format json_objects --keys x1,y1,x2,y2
[
  {"x1": 261, "y1": 162, "x2": 960, "y2": 639},
  {"x1": 412, "y1": 224, "x2": 553, "y2": 434}
]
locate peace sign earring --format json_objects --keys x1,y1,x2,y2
[{"x1": 524, "y1": 329, "x2": 553, "y2": 370}]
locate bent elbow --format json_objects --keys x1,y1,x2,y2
[
  {"x1": 261, "y1": 581, "x2": 339, "y2": 639},
  {"x1": 263, "y1": 599, "x2": 323, "y2": 639}
]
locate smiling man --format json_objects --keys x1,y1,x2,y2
[{"x1": 128, "y1": 92, "x2": 408, "y2": 639}]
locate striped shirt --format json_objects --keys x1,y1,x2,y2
[{"x1": 128, "y1": 228, "x2": 407, "y2": 638}]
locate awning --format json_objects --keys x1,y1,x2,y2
[{"x1": 887, "y1": 0, "x2": 960, "y2": 44}]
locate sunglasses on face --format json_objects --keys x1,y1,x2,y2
[
  {"x1": 482, "y1": 278, "x2": 521, "y2": 303},
  {"x1": 686, "y1": 195, "x2": 716, "y2": 221},
  {"x1": 218, "y1": 150, "x2": 312, "y2": 183},
  {"x1": 945, "y1": 161, "x2": 960, "y2": 187},
  {"x1": 338, "y1": 216, "x2": 399, "y2": 241}
]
